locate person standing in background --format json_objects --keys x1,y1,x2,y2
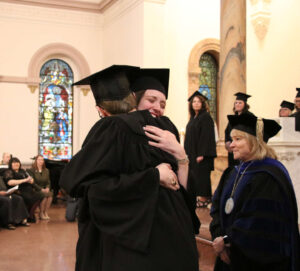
[
  {"x1": 290, "y1": 88, "x2": 300, "y2": 131},
  {"x1": 0, "y1": 153, "x2": 12, "y2": 176},
  {"x1": 184, "y1": 90, "x2": 216, "y2": 208},
  {"x1": 279, "y1": 100, "x2": 295, "y2": 117},
  {"x1": 224, "y1": 92, "x2": 253, "y2": 167}
]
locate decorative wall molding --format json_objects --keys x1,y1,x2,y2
[
  {"x1": 103, "y1": 0, "x2": 166, "y2": 27},
  {"x1": 0, "y1": 43, "x2": 91, "y2": 95},
  {"x1": 80, "y1": 87, "x2": 90, "y2": 96},
  {"x1": 0, "y1": 0, "x2": 116, "y2": 14},
  {"x1": 0, "y1": 1, "x2": 102, "y2": 27},
  {"x1": 188, "y1": 38, "x2": 220, "y2": 97},
  {"x1": 249, "y1": 0, "x2": 272, "y2": 40},
  {"x1": 27, "y1": 42, "x2": 91, "y2": 91}
]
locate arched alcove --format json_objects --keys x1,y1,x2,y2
[
  {"x1": 188, "y1": 38, "x2": 220, "y2": 97},
  {"x1": 27, "y1": 43, "x2": 90, "y2": 90}
]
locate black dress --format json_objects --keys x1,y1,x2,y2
[
  {"x1": 60, "y1": 110, "x2": 199, "y2": 271},
  {"x1": 210, "y1": 158, "x2": 300, "y2": 271},
  {"x1": 3, "y1": 169, "x2": 44, "y2": 211},
  {"x1": 184, "y1": 111, "x2": 216, "y2": 198},
  {"x1": 0, "y1": 177, "x2": 29, "y2": 226}
]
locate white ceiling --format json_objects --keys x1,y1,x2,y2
[{"x1": 0, "y1": 0, "x2": 116, "y2": 13}]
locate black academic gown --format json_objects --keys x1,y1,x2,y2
[
  {"x1": 60, "y1": 110, "x2": 199, "y2": 271},
  {"x1": 210, "y1": 158, "x2": 300, "y2": 271},
  {"x1": 184, "y1": 110, "x2": 216, "y2": 198},
  {"x1": 290, "y1": 111, "x2": 300, "y2": 131}
]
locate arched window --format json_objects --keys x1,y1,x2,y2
[
  {"x1": 198, "y1": 53, "x2": 218, "y2": 122},
  {"x1": 39, "y1": 59, "x2": 73, "y2": 160}
]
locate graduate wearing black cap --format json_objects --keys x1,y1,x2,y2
[
  {"x1": 224, "y1": 92, "x2": 254, "y2": 167},
  {"x1": 210, "y1": 113, "x2": 300, "y2": 271},
  {"x1": 279, "y1": 100, "x2": 295, "y2": 117},
  {"x1": 183, "y1": 90, "x2": 216, "y2": 208},
  {"x1": 60, "y1": 66, "x2": 199, "y2": 271}
]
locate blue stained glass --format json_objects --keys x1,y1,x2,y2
[
  {"x1": 39, "y1": 59, "x2": 73, "y2": 160},
  {"x1": 199, "y1": 53, "x2": 218, "y2": 123}
]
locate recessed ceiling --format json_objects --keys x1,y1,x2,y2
[{"x1": 0, "y1": 0, "x2": 116, "y2": 13}]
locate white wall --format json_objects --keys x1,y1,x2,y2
[
  {"x1": 247, "y1": 0, "x2": 300, "y2": 118},
  {"x1": 163, "y1": 0, "x2": 220, "y2": 131},
  {"x1": 0, "y1": 2, "x2": 103, "y2": 162}
]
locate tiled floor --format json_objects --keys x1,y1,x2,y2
[
  {"x1": 0, "y1": 203, "x2": 215, "y2": 271},
  {"x1": 0, "y1": 203, "x2": 77, "y2": 271}
]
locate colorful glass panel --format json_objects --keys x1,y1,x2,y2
[
  {"x1": 39, "y1": 59, "x2": 73, "y2": 160},
  {"x1": 198, "y1": 53, "x2": 218, "y2": 122}
]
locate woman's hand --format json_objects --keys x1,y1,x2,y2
[
  {"x1": 156, "y1": 163, "x2": 180, "y2": 191},
  {"x1": 0, "y1": 191, "x2": 6, "y2": 196},
  {"x1": 196, "y1": 156, "x2": 204, "y2": 163},
  {"x1": 143, "y1": 126, "x2": 186, "y2": 160},
  {"x1": 213, "y1": 237, "x2": 231, "y2": 264},
  {"x1": 212, "y1": 236, "x2": 225, "y2": 254},
  {"x1": 219, "y1": 249, "x2": 231, "y2": 264},
  {"x1": 42, "y1": 187, "x2": 50, "y2": 194},
  {"x1": 26, "y1": 176, "x2": 34, "y2": 184}
]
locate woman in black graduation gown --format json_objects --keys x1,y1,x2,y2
[
  {"x1": 3, "y1": 157, "x2": 45, "y2": 222},
  {"x1": 224, "y1": 92, "x2": 253, "y2": 167},
  {"x1": 184, "y1": 90, "x2": 216, "y2": 208},
  {"x1": 60, "y1": 66, "x2": 199, "y2": 271},
  {"x1": 210, "y1": 113, "x2": 300, "y2": 271}
]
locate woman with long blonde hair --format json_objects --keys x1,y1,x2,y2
[{"x1": 210, "y1": 113, "x2": 300, "y2": 271}]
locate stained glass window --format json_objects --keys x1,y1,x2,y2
[
  {"x1": 198, "y1": 53, "x2": 218, "y2": 123},
  {"x1": 39, "y1": 59, "x2": 73, "y2": 160}
]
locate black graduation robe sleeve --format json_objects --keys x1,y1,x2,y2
[
  {"x1": 87, "y1": 169, "x2": 160, "y2": 253},
  {"x1": 59, "y1": 116, "x2": 161, "y2": 252},
  {"x1": 195, "y1": 112, "x2": 216, "y2": 157},
  {"x1": 227, "y1": 173, "x2": 295, "y2": 270},
  {"x1": 209, "y1": 167, "x2": 233, "y2": 240}
]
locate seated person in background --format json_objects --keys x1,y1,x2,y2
[
  {"x1": 0, "y1": 152, "x2": 12, "y2": 176},
  {"x1": 3, "y1": 157, "x2": 46, "y2": 222},
  {"x1": 279, "y1": 100, "x2": 294, "y2": 117},
  {"x1": 28, "y1": 155, "x2": 53, "y2": 220},
  {"x1": 0, "y1": 176, "x2": 30, "y2": 229}
]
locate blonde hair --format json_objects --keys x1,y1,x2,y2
[
  {"x1": 98, "y1": 92, "x2": 136, "y2": 115},
  {"x1": 231, "y1": 129, "x2": 277, "y2": 160}
]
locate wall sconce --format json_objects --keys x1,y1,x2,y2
[
  {"x1": 28, "y1": 84, "x2": 38, "y2": 94},
  {"x1": 250, "y1": 0, "x2": 272, "y2": 40},
  {"x1": 81, "y1": 87, "x2": 90, "y2": 96}
]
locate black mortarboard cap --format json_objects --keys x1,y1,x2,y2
[
  {"x1": 227, "y1": 113, "x2": 281, "y2": 142},
  {"x1": 73, "y1": 65, "x2": 140, "y2": 103},
  {"x1": 280, "y1": 100, "x2": 295, "y2": 111},
  {"x1": 296, "y1": 88, "x2": 300, "y2": 98},
  {"x1": 234, "y1": 92, "x2": 251, "y2": 102},
  {"x1": 187, "y1": 90, "x2": 208, "y2": 102},
  {"x1": 131, "y1": 68, "x2": 169, "y2": 99}
]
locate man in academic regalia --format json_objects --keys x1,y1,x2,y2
[
  {"x1": 290, "y1": 88, "x2": 300, "y2": 131},
  {"x1": 279, "y1": 100, "x2": 295, "y2": 117}
]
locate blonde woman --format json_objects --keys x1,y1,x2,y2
[{"x1": 210, "y1": 113, "x2": 300, "y2": 271}]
